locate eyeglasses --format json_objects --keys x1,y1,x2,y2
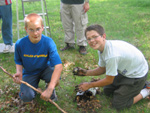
[
  {"x1": 87, "y1": 35, "x2": 100, "y2": 42},
  {"x1": 28, "y1": 28, "x2": 41, "y2": 33}
]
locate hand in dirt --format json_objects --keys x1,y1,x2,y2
[
  {"x1": 73, "y1": 67, "x2": 87, "y2": 76},
  {"x1": 13, "y1": 73, "x2": 22, "y2": 84},
  {"x1": 75, "y1": 85, "x2": 83, "y2": 92},
  {"x1": 78, "y1": 82, "x2": 91, "y2": 91}
]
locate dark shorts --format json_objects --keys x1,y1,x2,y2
[
  {"x1": 103, "y1": 73, "x2": 147, "y2": 110},
  {"x1": 19, "y1": 66, "x2": 54, "y2": 102}
]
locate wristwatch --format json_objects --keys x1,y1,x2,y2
[{"x1": 85, "y1": 0, "x2": 89, "y2": 3}]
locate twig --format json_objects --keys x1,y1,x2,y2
[{"x1": 0, "y1": 66, "x2": 67, "y2": 113}]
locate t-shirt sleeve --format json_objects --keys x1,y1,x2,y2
[
  {"x1": 14, "y1": 41, "x2": 23, "y2": 65},
  {"x1": 48, "y1": 40, "x2": 62, "y2": 67},
  {"x1": 98, "y1": 51, "x2": 105, "y2": 67},
  {"x1": 105, "y1": 57, "x2": 119, "y2": 76}
]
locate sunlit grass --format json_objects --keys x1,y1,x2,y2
[{"x1": 0, "y1": 0, "x2": 150, "y2": 113}]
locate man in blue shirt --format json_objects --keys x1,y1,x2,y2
[{"x1": 13, "y1": 13, "x2": 63, "y2": 103}]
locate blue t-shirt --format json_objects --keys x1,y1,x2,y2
[{"x1": 14, "y1": 34, "x2": 62, "y2": 77}]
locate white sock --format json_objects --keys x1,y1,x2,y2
[{"x1": 140, "y1": 88, "x2": 150, "y2": 98}]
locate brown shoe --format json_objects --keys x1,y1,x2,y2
[
  {"x1": 79, "y1": 46, "x2": 87, "y2": 55},
  {"x1": 60, "y1": 43, "x2": 74, "y2": 51}
]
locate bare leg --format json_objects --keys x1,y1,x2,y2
[
  {"x1": 133, "y1": 94, "x2": 143, "y2": 104},
  {"x1": 133, "y1": 88, "x2": 150, "y2": 104}
]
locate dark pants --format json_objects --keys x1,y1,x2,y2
[
  {"x1": 103, "y1": 73, "x2": 147, "y2": 110},
  {"x1": 19, "y1": 66, "x2": 54, "y2": 102}
]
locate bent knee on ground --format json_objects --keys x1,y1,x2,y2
[
  {"x1": 103, "y1": 88, "x2": 113, "y2": 96},
  {"x1": 112, "y1": 98, "x2": 132, "y2": 110},
  {"x1": 19, "y1": 91, "x2": 35, "y2": 102}
]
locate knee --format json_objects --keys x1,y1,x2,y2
[
  {"x1": 112, "y1": 100, "x2": 124, "y2": 110},
  {"x1": 103, "y1": 88, "x2": 113, "y2": 96},
  {"x1": 19, "y1": 90, "x2": 35, "y2": 102},
  {"x1": 112, "y1": 98, "x2": 132, "y2": 110}
]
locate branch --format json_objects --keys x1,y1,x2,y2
[{"x1": 0, "y1": 66, "x2": 67, "y2": 113}]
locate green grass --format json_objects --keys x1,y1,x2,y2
[{"x1": 0, "y1": 0, "x2": 150, "y2": 113}]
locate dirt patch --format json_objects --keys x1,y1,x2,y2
[{"x1": 74, "y1": 78, "x2": 102, "y2": 113}]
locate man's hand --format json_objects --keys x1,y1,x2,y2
[
  {"x1": 83, "y1": 2, "x2": 90, "y2": 13},
  {"x1": 13, "y1": 73, "x2": 22, "y2": 84},
  {"x1": 40, "y1": 88, "x2": 53, "y2": 101},
  {"x1": 73, "y1": 67, "x2": 87, "y2": 76},
  {"x1": 78, "y1": 82, "x2": 91, "y2": 91}
]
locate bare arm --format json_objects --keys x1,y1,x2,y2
[
  {"x1": 79, "y1": 75, "x2": 115, "y2": 91},
  {"x1": 86, "y1": 66, "x2": 106, "y2": 76},
  {"x1": 73, "y1": 66, "x2": 106, "y2": 77},
  {"x1": 47, "y1": 64, "x2": 63, "y2": 90},
  {"x1": 88, "y1": 75, "x2": 115, "y2": 87},
  {"x1": 13, "y1": 64, "x2": 23, "y2": 84},
  {"x1": 40, "y1": 64, "x2": 63, "y2": 101}
]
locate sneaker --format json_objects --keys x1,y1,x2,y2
[
  {"x1": 79, "y1": 46, "x2": 87, "y2": 55},
  {"x1": 141, "y1": 88, "x2": 150, "y2": 99},
  {"x1": 143, "y1": 81, "x2": 150, "y2": 89},
  {"x1": 3, "y1": 45, "x2": 14, "y2": 53},
  {"x1": 146, "y1": 81, "x2": 150, "y2": 89},
  {"x1": 145, "y1": 88, "x2": 150, "y2": 96},
  {"x1": 50, "y1": 89, "x2": 58, "y2": 101},
  {"x1": 60, "y1": 43, "x2": 74, "y2": 51}
]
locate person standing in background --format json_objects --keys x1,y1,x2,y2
[
  {"x1": 0, "y1": 0, "x2": 13, "y2": 53},
  {"x1": 60, "y1": 0, "x2": 90, "y2": 55}
]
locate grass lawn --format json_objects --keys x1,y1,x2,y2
[{"x1": 0, "y1": 0, "x2": 150, "y2": 113}]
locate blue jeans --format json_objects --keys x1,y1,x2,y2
[
  {"x1": 0, "y1": 4, "x2": 13, "y2": 45},
  {"x1": 19, "y1": 66, "x2": 54, "y2": 102}
]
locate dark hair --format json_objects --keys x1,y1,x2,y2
[{"x1": 85, "y1": 24, "x2": 105, "y2": 37}]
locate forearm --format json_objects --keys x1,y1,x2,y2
[
  {"x1": 88, "y1": 77, "x2": 113, "y2": 88},
  {"x1": 16, "y1": 64, "x2": 23, "y2": 74},
  {"x1": 13, "y1": 64, "x2": 23, "y2": 84},
  {"x1": 47, "y1": 64, "x2": 63, "y2": 90},
  {"x1": 78, "y1": 75, "x2": 115, "y2": 91},
  {"x1": 86, "y1": 67, "x2": 106, "y2": 76}
]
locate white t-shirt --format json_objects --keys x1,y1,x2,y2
[{"x1": 98, "y1": 40, "x2": 148, "y2": 78}]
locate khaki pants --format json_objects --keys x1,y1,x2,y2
[{"x1": 60, "y1": 2, "x2": 88, "y2": 46}]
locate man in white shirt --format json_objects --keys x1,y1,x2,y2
[{"x1": 73, "y1": 24, "x2": 149, "y2": 110}]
